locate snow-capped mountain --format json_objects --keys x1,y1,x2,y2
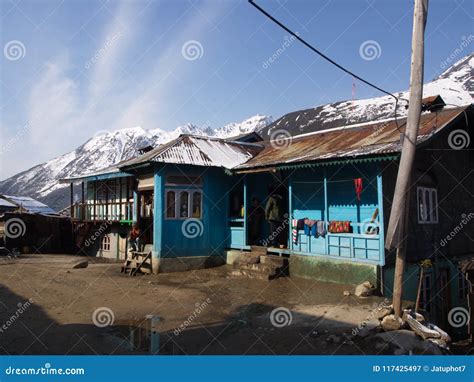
[
  {"x1": 0, "y1": 115, "x2": 273, "y2": 211},
  {"x1": 258, "y1": 53, "x2": 473, "y2": 138},
  {"x1": 0, "y1": 53, "x2": 472, "y2": 212}
]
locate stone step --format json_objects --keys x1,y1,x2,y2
[
  {"x1": 250, "y1": 245, "x2": 268, "y2": 255},
  {"x1": 230, "y1": 268, "x2": 276, "y2": 281},
  {"x1": 260, "y1": 255, "x2": 288, "y2": 268},
  {"x1": 235, "y1": 253, "x2": 260, "y2": 265},
  {"x1": 236, "y1": 262, "x2": 278, "y2": 275}
]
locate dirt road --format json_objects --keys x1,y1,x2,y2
[{"x1": 0, "y1": 254, "x2": 407, "y2": 355}]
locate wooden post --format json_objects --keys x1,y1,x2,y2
[
  {"x1": 70, "y1": 183, "x2": 74, "y2": 217},
  {"x1": 81, "y1": 181, "x2": 85, "y2": 220},
  {"x1": 93, "y1": 181, "x2": 97, "y2": 223},
  {"x1": 386, "y1": 0, "x2": 428, "y2": 317},
  {"x1": 119, "y1": 177, "x2": 123, "y2": 221}
]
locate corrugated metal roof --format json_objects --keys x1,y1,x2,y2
[
  {"x1": 120, "y1": 135, "x2": 263, "y2": 170},
  {"x1": 237, "y1": 106, "x2": 471, "y2": 171},
  {"x1": 0, "y1": 195, "x2": 56, "y2": 215}
]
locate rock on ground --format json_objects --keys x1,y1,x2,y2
[
  {"x1": 381, "y1": 314, "x2": 403, "y2": 331},
  {"x1": 354, "y1": 281, "x2": 375, "y2": 297},
  {"x1": 72, "y1": 260, "x2": 88, "y2": 269},
  {"x1": 374, "y1": 330, "x2": 442, "y2": 355}
]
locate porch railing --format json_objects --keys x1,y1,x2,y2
[{"x1": 71, "y1": 201, "x2": 134, "y2": 222}]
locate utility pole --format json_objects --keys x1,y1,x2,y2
[{"x1": 385, "y1": 0, "x2": 429, "y2": 317}]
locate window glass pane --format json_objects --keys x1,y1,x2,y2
[
  {"x1": 417, "y1": 188, "x2": 425, "y2": 222},
  {"x1": 179, "y1": 191, "x2": 189, "y2": 218},
  {"x1": 166, "y1": 191, "x2": 176, "y2": 218},
  {"x1": 192, "y1": 192, "x2": 202, "y2": 218},
  {"x1": 425, "y1": 189, "x2": 431, "y2": 222},
  {"x1": 431, "y1": 190, "x2": 438, "y2": 222}
]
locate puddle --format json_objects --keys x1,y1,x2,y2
[{"x1": 107, "y1": 315, "x2": 166, "y2": 354}]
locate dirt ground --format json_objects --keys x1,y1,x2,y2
[{"x1": 0, "y1": 254, "x2": 458, "y2": 355}]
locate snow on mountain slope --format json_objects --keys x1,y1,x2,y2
[
  {"x1": 258, "y1": 53, "x2": 473, "y2": 139},
  {"x1": 1, "y1": 53, "x2": 472, "y2": 212},
  {"x1": 0, "y1": 116, "x2": 273, "y2": 211}
]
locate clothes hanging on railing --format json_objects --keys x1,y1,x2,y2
[
  {"x1": 292, "y1": 218, "x2": 306, "y2": 244},
  {"x1": 328, "y1": 221, "x2": 352, "y2": 234},
  {"x1": 303, "y1": 219, "x2": 327, "y2": 238},
  {"x1": 316, "y1": 220, "x2": 327, "y2": 237}
]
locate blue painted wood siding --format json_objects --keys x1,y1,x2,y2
[{"x1": 229, "y1": 164, "x2": 385, "y2": 265}]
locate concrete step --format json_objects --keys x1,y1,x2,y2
[
  {"x1": 250, "y1": 245, "x2": 268, "y2": 255},
  {"x1": 235, "y1": 253, "x2": 260, "y2": 265},
  {"x1": 230, "y1": 268, "x2": 276, "y2": 281},
  {"x1": 236, "y1": 262, "x2": 277, "y2": 275},
  {"x1": 260, "y1": 255, "x2": 288, "y2": 268}
]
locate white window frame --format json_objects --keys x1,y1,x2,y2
[
  {"x1": 417, "y1": 187, "x2": 438, "y2": 224},
  {"x1": 420, "y1": 272, "x2": 433, "y2": 313},
  {"x1": 165, "y1": 188, "x2": 203, "y2": 220},
  {"x1": 101, "y1": 234, "x2": 111, "y2": 251}
]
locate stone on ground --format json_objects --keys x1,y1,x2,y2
[
  {"x1": 354, "y1": 281, "x2": 375, "y2": 297},
  {"x1": 381, "y1": 314, "x2": 403, "y2": 331}
]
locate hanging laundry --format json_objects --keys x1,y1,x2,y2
[
  {"x1": 354, "y1": 178, "x2": 363, "y2": 201},
  {"x1": 304, "y1": 223, "x2": 317, "y2": 237},
  {"x1": 328, "y1": 221, "x2": 352, "y2": 233},
  {"x1": 296, "y1": 219, "x2": 305, "y2": 230},
  {"x1": 316, "y1": 220, "x2": 327, "y2": 237},
  {"x1": 303, "y1": 218, "x2": 317, "y2": 227},
  {"x1": 291, "y1": 219, "x2": 298, "y2": 244}
]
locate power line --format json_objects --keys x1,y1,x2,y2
[
  {"x1": 248, "y1": 0, "x2": 409, "y2": 134},
  {"x1": 249, "y1": 0, "x2": 396, "y2": 100}
]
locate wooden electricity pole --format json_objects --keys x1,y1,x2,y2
[{"x1": 385, "y1": 0, "x2": 429, "y2": 317}]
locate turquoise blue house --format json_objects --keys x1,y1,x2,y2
[{"x1": 63, "y1": 102, "x2": 473, "y2": 333}]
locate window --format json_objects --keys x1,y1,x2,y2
[
  {"x1": 166, "y1": 191, "x2": 176, "y2": 218},
  {"x1": 420, "y1": 273, "x2": 433, "y2": 313},
  {"x1": 101, "y1": 234, "x2": 111, "y2": 251},
  {"x1": 165, "y1": 189, "x2": 202, "y2": 220},
  {"x1": 192, "y1": 192, "x2": 202, "y2": 218},
  {"x1": 458, "y1": 272, "x2": 470, "y2": 299},
  {"x1": 417, "y1": 187, "x2": 438, "y2": 224},
  {"x1": 179, "y1": 191, "x2": 189, "y2": 218}
]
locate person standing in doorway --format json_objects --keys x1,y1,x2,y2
[{"x1": 265, "y1": 185, "x2": 283, "y2": 247}]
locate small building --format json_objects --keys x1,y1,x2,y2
[
  {"x1": 0, "y1": 194, "x2": 73, "y2": 254},
  {"x1": 62, "y1": 99, "x2": 474, "y2": 334}
]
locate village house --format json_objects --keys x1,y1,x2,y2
[
  {"x1": 0, "y1": 194, "x2": 73, "y2": 254},
  {"x1": 61, "y1": 98, "x2": 473, "y2": 335}
]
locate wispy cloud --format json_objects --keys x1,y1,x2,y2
[{"x1": 1, "y1": 1, "x2": 225, "y2": 179}]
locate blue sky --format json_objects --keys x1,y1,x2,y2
[{"x1": 0, "y1": 0, "x2": 472, "y2": 179}]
